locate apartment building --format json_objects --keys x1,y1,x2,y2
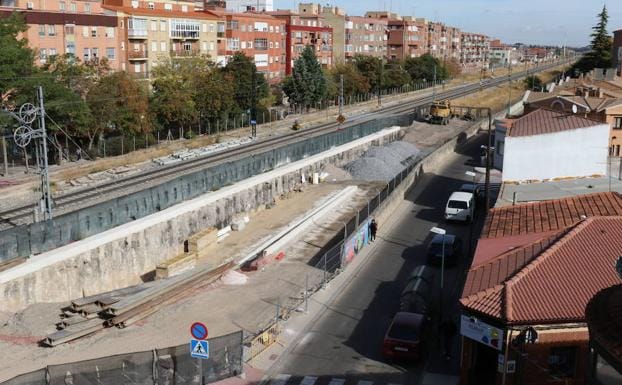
[
  {"x1": 268, "y1": 8, "x2": 332, "y2": 75},
  {"x1": 382, "y1": 14, "x2": 426, "y2": 60},
  {"x1": 344, "y1": 15, "x2": 387, "y2": 61},
  {"x1": 612, "y1": 29, "x2": 621, "y2": 75},
  {"x1": 102, "y1": 0, "x2": 219, "y2": 79},
  {"x1": 489, "y1": 39, "x2": 518, "y2": 68},
  {"x1": 318, "y1": 5, "x2": 345, "y2": 64},
  {"x1": 460, "y1": 31, "x2": 489, "y2": 70},
  {"x1": 207, "y1": 8, "x2": 286, "y2": 82},
  {"x1": 440, "y1": 23, "x2": 460, "y2": 62},
  {"x1": 0, "y1": 0, "x2": 123, "y2": 69},
  {"x1": 222, "y1": 0, "x2": 272, "y2": 12}
]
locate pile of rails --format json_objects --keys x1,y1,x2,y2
[
  {"x1": 153, "y1": 137, "x2": 253, "y2": 166},
  {"x1": 42, "y1": 262, "x2": 232, "y2": 347}
]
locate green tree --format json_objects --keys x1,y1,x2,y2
[
  {"x1": 282, "y1": 45, "x2": 328, "y2": 109},
  {"x1": 524, "y1": 75, "x2": 543, "y2": 91},
  {"x1": 353, "y1": 55, "x2": 383, "y2": 93},
  {"x1": 223, "y1": 52, "x2": 268, "y2": 114},
  {"x1": 193, "y1": 58, "x2": 235, "y2": 127},
  {"x1": 573, "y1": 6, "x2": 612, "y2": 73},
  {"x1": 382, "y1": 63, "x2": 411, "y2": 89},
  {"x1": 329, "y1": 63, "x2": 370, "y2": 100},
  {"x1": 0, "y1": 12, "x2": 36, "y2": 109},
  {"x1": 151, "y1": 58, "x2": 197, "y2": 133},
  {"x1": 403, "y1": 54, "x2": 448, "y2": 83}
]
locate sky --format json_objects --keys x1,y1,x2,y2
[{"x1": 273, "y1": 0, "x2": 622, "y2": 47}]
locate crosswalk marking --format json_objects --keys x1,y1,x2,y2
[
  {"x1": 357, "y1": 381, "x2": 374, "y2": 385},
  {"x1": 270, "y1": 374, "x2": 291, "y2": 385},
  {"x1": 327, "y1": 379, "x2": 345, "y2": 385},
  {"x1": 300, "y1": 376, "x2": 318, "y2": 385}
]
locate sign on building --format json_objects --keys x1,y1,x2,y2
[{"x1": 460, "y1": 315, "x2": 504, "y2": 351}]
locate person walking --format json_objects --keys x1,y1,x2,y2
[{"x1": 369, "y1": 219, "x2": 378, "y2": 242}]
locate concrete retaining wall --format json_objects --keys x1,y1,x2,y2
[
  {"x1": 0, "y1": 128, "x2": 402, "y2": 311},
  {"x1": 0, "y1": 114, "x2": 413, "y2": 263}
]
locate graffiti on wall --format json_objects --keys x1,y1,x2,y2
[{"x1": 342, "y1": 218, "x2": 371, "y2": 266}]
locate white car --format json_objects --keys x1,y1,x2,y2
[{"x1": 444, "y1": 191, "x2": 475, "y2": 223}]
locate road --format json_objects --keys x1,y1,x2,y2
[{"x1": 260, "y1": 132, "x2": 495, "y2": 385}]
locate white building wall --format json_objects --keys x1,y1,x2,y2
[{"x1": 502, "y1": 124, "x2": 610, "y2": 182}]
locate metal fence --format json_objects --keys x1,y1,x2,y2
[{"x1": 1, "y1": 331, "x2": 243, "y2": 385}]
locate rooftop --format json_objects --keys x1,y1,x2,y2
[
  {"x1": 461, "y1": 217, "x2": 622, "y2": 325},
  {"x1": 102, "y1": 5, "x2": 219, "y2": 19},
  {"x1": 482, "y1": 191, "x2": 622, "y2": 239},
  {"x1": 505, "y1": 108, "x2": 605, "y2": 138}
]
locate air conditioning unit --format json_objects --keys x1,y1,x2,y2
[{"x1": 26, "y1": 2, "x2": 33, "y2": 9}]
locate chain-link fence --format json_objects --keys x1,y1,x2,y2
[{"x1": 1, "y1": 331, "x2": 243, "y2": 385}]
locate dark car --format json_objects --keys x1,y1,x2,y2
[
  {"x1": 459, "y1": 183, "x2": 482, "y2": 199},
  {"x1": 382, "y1": 312, "x2": 427, "y2": 361},
  {"x1": 427, "y1": 234, "x2": 462, "y2": 267}
]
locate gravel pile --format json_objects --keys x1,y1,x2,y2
[{"x1": 344, "y1": 141, "x2": 420, "y2": 182}]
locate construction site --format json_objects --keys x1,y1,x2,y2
[{"x1": 0, "y1": 61, "x2": 569, "y2": 384}]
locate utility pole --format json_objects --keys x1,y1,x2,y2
[
  {"x1": 1, "y1": 133, "x2": 7, "y2": 176},
  {"x1": 250, "y1": 67, "x2": 257, "y2": 138},
  {"x1": 377, "y1": 58, "x2": 383, "y2": 107},
  {"x1": 432, "y1": 65, "x2": 437, "y2": 100},
  {"x1": 507, "y1": 62, "x2": 512, "y2": 116},
  {"x1": 37, "y1": 86, "x2": 53, "y2": 220},
  {"x1": 339, "y1": 74, "x2": 344, "y2": 117}
]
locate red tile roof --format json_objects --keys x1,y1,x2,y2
[
  {"x1": 506, "y1": 108, "x2": 604, "y2": 137},
  {"x1": 461, "y1": 217, "x2": 622, "y2": 325},
  {"x1": 482, "y1": 192, "x2": 622, "y2": 239},
  {"x1": 586, "y1": 284, "x2": 622, "y2": 365}
]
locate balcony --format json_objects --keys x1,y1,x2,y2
[
  {"x1": 170, "y1": 30, "x2": 199, "y2": 40},
  {"x1": 128, "y1": 28, "x2": 148, "y2": 39},
  {"x1": 170, "y1": 49, "x2": 201, "y2": 57},
  {"x1": 129, "y1": 50, "x2": 148, "y2": 60},
  {"x1": 130, "y1": 71, "x2": 150, "y2": 80}
]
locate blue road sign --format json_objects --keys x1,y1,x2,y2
[
  {"x1": 190, "y1": 339, "x2": 209, "y2": 359},
  {"x1": 190, "y1": 322, "x2": 208, "y2": 340},
  {"x1": 250, "y1": 120, "x2": 257, "y2": 125}
]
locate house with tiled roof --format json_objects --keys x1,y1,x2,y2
[
  {"x1": 493, "y1": 108, "x2": 610, "y2": 182},
  {"x1": 459, "y1": 192, "x2": 622, "y2": 385},
  {"x1": 523, "y1": 91, "x2": 622, "y2": 156}
]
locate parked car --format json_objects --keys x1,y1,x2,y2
[
  {"x1": 382, "y1": 312, "x2": 427, "y2": 361},
  {"x1": 427, "y1": 233, "x2": 462, "y2": 267},
  {"x1": 444, "y1": 191, "x2": 475, "y2": 223},
  {"x1": 459, "y1": 183, "x2": 481, "y2": 199}
]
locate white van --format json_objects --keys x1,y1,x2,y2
[{"x1": 444, "y1": 191, "x2": 475, "y2": 223}]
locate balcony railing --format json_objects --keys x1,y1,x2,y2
[
  {"x1": 129, "y1": 50, "x2": 148, "y2": 60},
  {"x1": 130, "y1": 71, "x2": 149, "y2": 80},
  {"x1": 170, "y1": 48, "x2": 201, "y2": 57},
  {"x1": 128, "y1": 29, "x2": 148, "y2": 38},
  {"x1": 170, "y1": 30, "x2": 199, "y2": 40}
]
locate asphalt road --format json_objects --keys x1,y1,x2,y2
[{"x1": 262, "y1": 131, "x2": 494, "y2": 385}]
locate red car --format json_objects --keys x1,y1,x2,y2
[{"x1": 382, "y1": 312, "x2": 426, "y2": 361}]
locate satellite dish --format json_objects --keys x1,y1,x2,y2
[{"x1": 572, "y1": 104, "x2": 578, "y2": 114}]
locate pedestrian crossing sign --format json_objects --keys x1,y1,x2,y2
[{"x1": 190, "y1": 339, "x2": 209, "y2": 359}]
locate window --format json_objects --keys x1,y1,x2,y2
[
  {"x1": 82, "y1": 26, "x2": 88, "y2": 37},
  {"x1": 49, "y1": 48, "x2": 56, "y2": 57},
  {"x1": 209, "y1": 42, "x2": 214, "y2": 51},
  {"x1": 59, "y1": 1, "x2": 65, "y2": 10},
  {"x1": 240, "y1": 24, "x2": 246, "y2": 32},
  {"x1": 160, "y1": 41, "x2": 166, "y2": 51},
  {"x1": 209, "y1": 23, "x2": 214, "y2": 32},
  {"x1": 148, "y1": 2, "x2": 154, "y2": 8},
  {"x1": 39, "y1": 48, "x2": 47, "y2": 61},
  {"x1": 91, "y1": 27, "x2": 97, "y2": 37},
  {"x1": 254, "y1": 38, "x2": 268, "y2": 50},
  {"x1": 151, "y1": 20, "x2": 157, "y2": 31},
  {"x1": 227, "y1": 38, "x2": 239, "y2": 50},
  {"x1": 269, "y1": 41, "x2": 273, "y2": 48},
  {"x1": 65, "y1": 24, "x2": 74, "y2": 35},
  {"x1": 226, "y1": 20, "x2": 238, "y2": 30},
  {"x1": 106, "y1": 47, "x2": 115, "y2": 59},
  {"x1": 83, "y1": 48, "x2": 91, "y2": 61},
  {"x1": 66, "y1": 41, "x2": 75, "y2": 55},
  {"x1": 275, "y1": 42, "x2": 279, "y2": 49},
  {"x1": 105, "y1": 27, "x2": 114, "y2": 38},
  {"x1": 84, "y1": 2, "x2": 90, "y2": 13},
  {"x1": 202, "y1": 23, "x2": 206, "y2": 33},
  {"x1": 183, "y1": 42, "x2": 191, "y2": 52},
  {"x1": 181, "y1": 4, "x2": 187, "y2": 12},
  {"x1": 70, "y1": 2, "x2": 76, "y2": 11},
  {"x1": 269, "y1": 25, "x2": 273, "y2": 32},
  {"x1": 134, "y1": 63, "x2": 141, "y2": 73},
  {"x1": 275, "y1": 25, "x2": 279, "y2": 33},
  {"x1": 614, "y1": 117, "x2": 622, "y2": 129},
  {"x1": 151, "y1": 41, "x2": 157, "y2": 52},
  {"x1": 169, "y1": 19, "x2": 200, "y2": 39},
  {"x1": 248, "y1": 41, "x2": 252, "y2": 49},
  {"x1": 549, "y1": 347, "x2": 577, "y2": 378},
  {"x1": 160, "y1": 20, "x2": 166, "y2": 31},
  {"x1": 201, "y1": 42, "x2": 207, "y2": 51},
  {"x1": 91, "y1": 48, "x2": 98, "y2": 58},
  {"x1": 241, "y1": 41, "x2": 246, "y2": 49},
  {"x1": 164, "y1": 3, "x2": 172, "y2": 10},
  {"x1": 38, "y1": 25, "x2": 45, "y2": 36}
]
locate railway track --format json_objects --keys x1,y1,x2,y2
[{"x1": 0, "y1": 60, "x2": 572, "y2": 230}]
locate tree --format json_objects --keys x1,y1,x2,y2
[
  {"x1": 524, "y1": 75, "x2": 543, "y2": 91},
  {"x1": 223, "y1": 52, "x2": 268, "y2": 114},
  {"x1": 573, "y1": 6, "x2": 612, "y2": 73},
  {"x1": 0, "y1": 12, "x2": 36, "y2": 110},
  {"x1": 193, "y1": 58, "x2": 235, "y2": 127},
  {"x1": 282, "y1": 45, "x2": 328, "y2": 109},
  {"x1": 403, "y1": 54, "x2": 449, "y2": 83},
  {"x1": 150, "y1": 58, "x2": 197, "y2": 133},
  {"x1": 382, "y1": 63, "x2": 411, "y2": 89},
  {"x1": 329, "y1": 63, "x2": 369, "y2": 100},
  {"x1": 353, "y1": 55, "x2": 383, "y2": 93}
]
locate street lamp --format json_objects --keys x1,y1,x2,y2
[{"x1": 430, "y1": 226, "x2": 447, "y2": 290}]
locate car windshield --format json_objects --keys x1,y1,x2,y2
[
  {"x1": 388, "y1": 322, "x2": 420, "y2": 341},
  {"x1": 448, "y1": 200, "x2": 468, "y2": 209}
]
